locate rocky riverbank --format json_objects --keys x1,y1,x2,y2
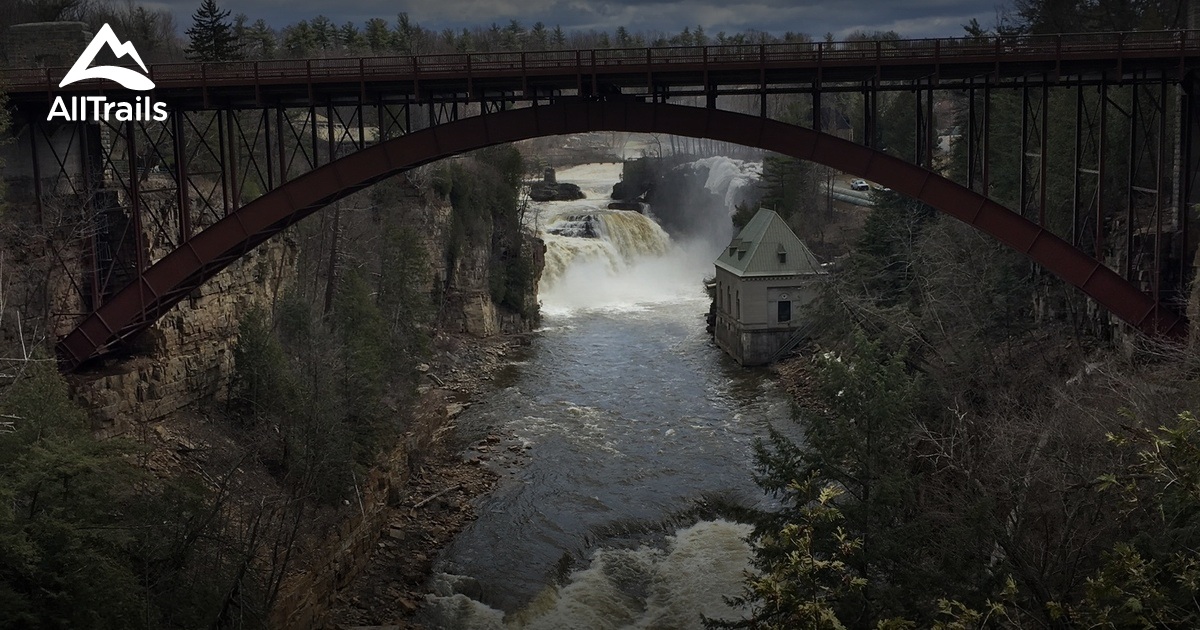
[
  {"x1": 325, "y1": 331, "x2": 533, "y2": 629},
  {"x1": 770, "y1": 349, "x2": 823, "y2": 411}
]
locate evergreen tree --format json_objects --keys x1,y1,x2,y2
[
  {"x1": 364, "y1": 18, "x2": 391, "y2": 53},
  {"x1": 501, "y1": 19, "x2": 524, "y2": 51},
  {"x1": 282, "y1": 21, "x2": 317, "y2": 57},
  {"x1": 232, "y1": 12, "x2": 249, "y2": 55},
  {"x1": 712, "y1": 331, "x2": 934, "y2": 628},
  {"x1": 0, "y1": 359, "x2": 146, "y2": 628},
  {"x1": 247, "y1": 18, "x2": 277, "y2": 59},
  {"x1": 615, "y1": 26, "x2": 632, "y2": 48},
  {"x1": 231, "y1": 306, "x2": 291, "y2": 422},
  {"x1": 529, "y1": 21, "x2": 549, "y2": 50},
  {"x1": 394, "y1": 12, "x2": 420, "y2": 53},
  {"x1": 339, "y1": 22, "x2": 364, "y2": 52},
  {"x1": 843, "y1": 192, "x2": 935, "y2": 308},
  {"x1": 184, "y1": 0, "x2": 241, "y2": 62},
  {"x1": 310, "y1": 15, "x2": 335, "y2": 51},
  {"x1": 758, "y1": 155, "x2": 810, "y2": 220},
  {"x1": 456, "y1": 28, "x2": 474, "y2": 53}
]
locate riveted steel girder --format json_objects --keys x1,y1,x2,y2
[{"x1": 56, "y1": 101, "x2": 1184, "y2": 370}]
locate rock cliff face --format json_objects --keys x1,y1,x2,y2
[
  {"x1": 69, "y1": 238, "x2": 295, "y2": 438},
  {"x1": 367, "y1": 173, "x2": 543, "y2": 338},
  {"x1": 27, "y1": 168, "x2": 541, "y2": 436},
  {"x1": 444, "y1": 229, "x2": 544, "y2": 336}
]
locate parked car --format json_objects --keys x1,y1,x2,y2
[{"x1": 850, "y1": 178, "x2": 870, "y2": 191}]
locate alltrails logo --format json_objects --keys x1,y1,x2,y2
[{"x1": 47, "y1": 23, "x2": 168, "y2": 122}]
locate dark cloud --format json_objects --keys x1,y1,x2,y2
[{"x1": 149, "y1": 0, "x2": 997, "y2": 39}]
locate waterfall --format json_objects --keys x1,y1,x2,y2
[
  {"x1": 690, "y1": 156, "x2": 762, "y2": 213},
  {"x1": 531, "y1": 163, "x2": 707, "y2": 314},
  {"x1": 541, "y1": 211, "x2": 672, "y2": 286}
]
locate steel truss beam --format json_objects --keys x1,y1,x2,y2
[
  {"x1": 56, "y1": 101, "x2": 1185, "y2": 370},
  {"x1": 8, "y1": 37, "x2": 1196, "y2": 367}
]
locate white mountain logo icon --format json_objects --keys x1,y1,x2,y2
[{"x1": 59, "y1": 23, "x2": 154, "y2": 91}]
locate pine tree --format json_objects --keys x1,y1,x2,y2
[
  {"x1": 364, "y1": 18, "x2": 391, "y2": 53},
  {"x1": 310, "y1": 15, "x2": 335, "y2": 51},
  {"x1": 184, "y1": 0, "x2": 242, "y2": 62},
  {"x1": 0, "y1": 358, "x2": 146, "y2": 627},
  {"x1": 247, "y1": 19, "x2": 277, "y2": 59},
  {"x1": 339, "y1": 21, "x2": 364, "y2": 52},
  {"x1": 394, "y1": 12, "x2": 419, "y2": 54},
  {"x1": 283, "y1": 21, "x2": 317, "y2": 57},
  {"x1": 529, "y1": 22, "x2": 549, "y2": 50},
  {"x1": 709, "y1": 330, "x2": 930, "y2": 628}
]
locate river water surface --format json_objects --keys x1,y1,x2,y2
[{"x1": 422, "y1": 162, "x2": 799, "y2": 629}]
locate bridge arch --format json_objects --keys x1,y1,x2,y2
[{"x1": 57, "y1": 101, "x2": 1184, "y2": 370}]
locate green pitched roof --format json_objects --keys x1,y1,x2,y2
[{"x1": 715, "y1": 209, "x2": 824, "y2": 277}]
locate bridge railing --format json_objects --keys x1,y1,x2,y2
[{"x1": 5, "y1": 30, "x2": 1198, "y2": 93}]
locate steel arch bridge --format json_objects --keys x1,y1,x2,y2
[{"x1": 3, "y1": 30, "x2": 1200, "y2": 369}]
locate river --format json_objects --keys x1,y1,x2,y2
[{"x1": 421, "y1": 161, "x2": 800, "y2": 629}]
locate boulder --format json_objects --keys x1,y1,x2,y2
[
  {"x1": 529, "y1": 181, "x2": 585, "y2": 202},
  {"x1": 606, "y1": 201, "x2": 643, "y2": 212}
]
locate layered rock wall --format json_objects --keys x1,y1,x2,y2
[{"x1": 69, "y1": 237, "x2": 294, "y2": 438}]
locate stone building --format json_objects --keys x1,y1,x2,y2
[{"x1": 713, "y1": 208, "x2": 825, "y2": 366}]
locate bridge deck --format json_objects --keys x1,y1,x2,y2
[{"x1": 7, "y1": 30, "x2": 1200, "y2": 107}]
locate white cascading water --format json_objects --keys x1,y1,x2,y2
[
  {"x1": 535, "y1": 163, "x2": 715, "y2": 314},
  {"x1": 689, "y1": 156, "x2": 763, "y2": 212},
  {"x1": 540, "y1": 212, "x2": 671, "y2": 286},
  {"x1": 424, "y1": 521, "x2": 754, "y2": 629}
]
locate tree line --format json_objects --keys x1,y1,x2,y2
[
  {"x1": 1, "y1": 0, "x2": 814, "y2": 66},
  {"x1": 4, "y1": 0, "x2": 1192, "y2": 68}
]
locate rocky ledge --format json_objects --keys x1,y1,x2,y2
[{"x1": 528, "y1": 181, "x2": 585, "y2": 202}]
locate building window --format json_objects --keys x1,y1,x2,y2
[
  {"x1": 778, "y1": 252, "x2": 787, "y2": 264},
  {"x1": 726, "y1": 286, "x2": 731, "y2": 314},
  {"x1": 736, "y1": 291, "x2": 741, "y2": 319},
  {"x1": 778, "y1": 300, "x2": 791, "y2": 322}
]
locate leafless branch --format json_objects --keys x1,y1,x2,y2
[{"x1": 412, "y1": 483, "x2": 462, "y2": 509}]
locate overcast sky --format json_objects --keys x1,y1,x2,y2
[{"x1": 144, "y1": 0, "x2": 1008, "y2": 40}]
